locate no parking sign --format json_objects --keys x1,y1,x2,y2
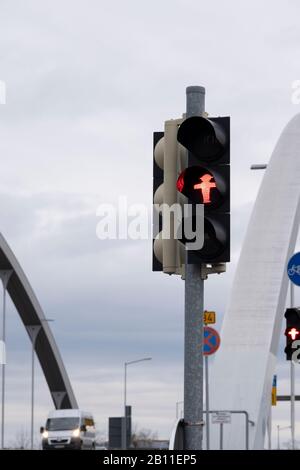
[{"x1": 203, "y1": 327, "x2": 220, "y2": 355}]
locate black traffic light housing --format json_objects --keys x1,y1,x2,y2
[
  {"x1": 284, "y1": 307, "x2": 300, "y2": 361},
  {"x1": 177, "y1": 115, "x2": 230, "y2": 264}
]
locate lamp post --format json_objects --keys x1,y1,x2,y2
[
  {"x1": 176, "y1": 401, "x2": 184, "y2": 419},
  {"x1": 121, "y1": 357, "x2": 152, "y2": 450},
  {"x1": 26, "y1": 318, "x2": 54, "y2": 450},
  {"x1": 277, "y1": 425, "x2": 291, "y2": 450},
  {"x1": 250, "y1": 164, "x2": 268, "y2": 170}
]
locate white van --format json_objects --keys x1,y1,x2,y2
[{"x1": 40, "y1": 409, "x2": 96, "y2": 450}]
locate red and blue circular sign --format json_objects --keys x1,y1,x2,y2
[
  {"x1": 203, "y1": 326, "x2": 220, "y2": 355},
  {"x1": 287, "y1": 252, "x2": 300, "y2": 286}
]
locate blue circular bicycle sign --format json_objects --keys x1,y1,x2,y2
[{"x1": 287, "y1": 252, "x2": 300, "y2": 286}]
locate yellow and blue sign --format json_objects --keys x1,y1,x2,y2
[
  {"x1": 203, "y1": 310, "x2": 216, "y2": 325},
  {"x1": 271, "y1": 375, "x2": 277, "y2": 406}
]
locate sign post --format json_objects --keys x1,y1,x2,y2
[
  {"x1": 203, "y1": 326, "x2": 220, "y2": 450},
  {"x1": 183, "y1": 86, "x2": 205, "y2": 451},
  {"x1": 212, "y1": 411, "x2": 231, "y2": 450},
  {"x1": 287, "y1": 253, "x2": 300, "y2": 451}
]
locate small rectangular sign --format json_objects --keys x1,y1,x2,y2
[
  {"x1": 212, "y1": 411, "x2": 231, "y2": 424},
  {"x1": 204, "y1": 310, "x2": 216, "y2": 325},
  {"x1": 272, "y1": 388, "x2": 277, "y2": 406}
]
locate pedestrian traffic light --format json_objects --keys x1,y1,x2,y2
[
  {"x1": 284, "y1": 308, "x2": 300, "y2": 360},
  {"x1": 176, "y1": 115, "x2": 230, "y2": 264},
  {"x1": 152, "y1": 119, "x2": 186, "y2": 275}
]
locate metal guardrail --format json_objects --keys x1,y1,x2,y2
[
  {"x1": 208, "y1": 410, "x2": 254, "y2": 450},
  {"x1": 169, "y1": 410, "x2": 254, "y2": 450}
]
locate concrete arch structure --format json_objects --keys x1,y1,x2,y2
[
  {"x1": 0, "y1": 233, "x2": 77, "y2": 409},
  {"x1": 210, "y1": 113, "x2": 300, "y2": 449}
]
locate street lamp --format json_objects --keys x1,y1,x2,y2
[
  {"x1": 250, "y1": 164, "x2": 268, "y2": 170},
  {"x1": 176, "y1": 401, "x2": 184, "y2": 419},
  {"x1": 122, "y1": 357, "x2": 152, "y2": 449},
  {"x1": 277, "y1": 425, "x2": 291, "y2": 450},
  {"x1": 26, "y1": 318, "x2": 54, "y2": 450}
]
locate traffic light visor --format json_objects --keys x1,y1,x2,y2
[{"x1": 177, "y1": 116, "x2": 227, "y2": 162}]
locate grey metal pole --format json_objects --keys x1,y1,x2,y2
[
  {"x1": 220, "y1": 423, "x2": 223, "y2": 450},
  {"x1": 267, "y1": 405, "x2": 272, "y2": 450},
  {"x1": 277, "y1": 425, "x2": 291, "y2": 450},
  {"x1": 176, "y1": 402, "x2": 179, "y2": 419},
  {"x1": 205, "y1": 356, "x2": 210, "y2": 450},
  {"x1": 26, "y1": 325, "x2": 41, "y2": 450},
  {"x1": 291, "y1": 362, "x2": 295, "y2": 450},
  {"x1": 0, "y1": 271, "x2": 12, "y2": 450},
  {"x1": 31, "y1": 338, "x2": 34, "y2": 449},
  {"x1": 124, "y1": 362, "x2": 127, "y2": 422},
  {"x1": 176, "y1": 401, "x2": 183, "y2": 419},
  {"x1": 245, "y1": 414, "x2": 249, "y2": 451},
  {"x1": 121, "y1": 363, "x2": 127, "y2": 450},
  {"x1": 121, "y1": 358, "x2": 151, "y2": 449},
  {"x1": 1, "y1": 286, "x2": 6, "y2": 450},
  {"x1": 290, "y1": 282, "x2": 295, "y2": 450},
  {"x1": 184, "y1": 85, "x2": 205, "y2": 450}
]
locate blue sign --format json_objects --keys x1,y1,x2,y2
[{"x1": 287, "y1": 252, "x2": 300, "y2": 286}]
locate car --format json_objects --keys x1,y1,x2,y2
[{"x1": 40, "y1": 409, "x2": 96, "y2": 450}]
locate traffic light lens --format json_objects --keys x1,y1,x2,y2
[
  {"x1": 177, "y1": 167, "x2": 227, "y2": 209},
  {"x1": 177, "y1": 116, "x2": 227, "y2": 162},
  {"x1": 202, "y1": 218, "x2": 226, "y2": 259},
  {"x1": 193, "y1": 173, "x2": 216, "y2": 204},
  {"x1": 176, "y1": 173, "x2": 185, "y2": 193},
  {"x1": 286, "y1": 327, "x2": 300, "y2": 340}
]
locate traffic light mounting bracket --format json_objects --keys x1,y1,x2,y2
[{"x1": 201, "y1": 263, "x2": 227, "y2": 280}]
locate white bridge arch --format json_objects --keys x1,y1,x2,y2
[
  {"x1": 210, "y1": 113, "x2": 300, "y2": 449},
  {"x1": 0, "y1": 233, "x2": 77, "y2": 409}
]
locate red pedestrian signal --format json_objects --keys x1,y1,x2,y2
[
  {"x1": 287, "y1": 327, "x2": 300, "y2": 340},
  {"x1": 284, "y1": 308, "x2": 300, "y2": 360},
  {"x1": 193, "y1": 174, "x2": 216, "y2": 204},
  {"x1": 176, "y1": 166, "x2": 229, "y2": 211}
]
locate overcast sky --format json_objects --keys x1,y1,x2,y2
[{"x1": 1, "y1": 0, "x2": 300, "y2": 448}]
